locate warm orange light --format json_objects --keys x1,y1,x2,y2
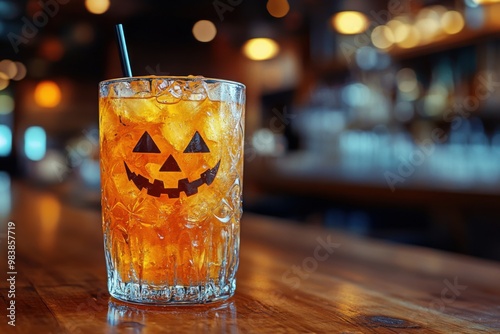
[
  {"x1": 12, "y1": 62, "x2": 27, "y2": 81},
  {"x1": 0, "y1": 73, "x2": 9, "y2": 91},
  {"x1": 40, "y1": 38, "x2": 65, "y2": 62},
  {"x1": 267, "y1": 0, "x2": 290, "y2": 18},
  {"x1": 0, "y1": 60, "x2": 17, "y2": 79},
  {"x1": 243, "y1": 38, "x2": 280, "y2": 61},
  {"x1": 192, "y1": 20, "x2": 217, "y2": 42},
  {"x1": 472, "y1": 0, "x2": 500, "y2": 4},
  {"x1": 441, "y1": 11, "x2": 465, "y2": 35},
  {"x1": 85, "y1": 0, "x2": 110, "y2": 15},
  {"x1": 397, "y1": 26, "x2": 421, "y2": 48},
  {"x1": 38, "y1": 194, "x2": 61, "y2": 252},
  {"x1": 34, "y1": 81, "x2": 62, "y2": 108},
  {"x1": 391, "y1": 22, "x2": 410, "y2": 43},
  {"x1": 371, "y1": 25, "x2": 394, "y2": 49},
  {"x1": 415, "y1": 8, "x2": 442, "y2": 42},
  {"x1": 332, "y1": 11, "x2": 369, "y2": 35}
]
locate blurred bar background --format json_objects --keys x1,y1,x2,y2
[{"x1": 0, "y1": 0, "x2": 499, "y2": 259}]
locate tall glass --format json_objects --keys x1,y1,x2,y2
[{"x1": 99, "y1": 76, "x2": 245, "y2": 304}]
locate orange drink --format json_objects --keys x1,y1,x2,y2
[{"x1": 99, "y1": 76, "x2": 245, "y2": 304}]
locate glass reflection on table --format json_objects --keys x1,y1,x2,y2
[{"x1": 107, "y1": 298, "x2": 238, "y2": 334}]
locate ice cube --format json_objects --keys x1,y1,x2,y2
[
  {"x1": 153, "y1": 79, "x2": 181, "y2": 105},
  {"x1": 170, "y1": 81, "x2": 184, "y2": 99},
  {"x1": 152, "y1": 78, "x2": 171, "y2": 95},
  {"x1": 111, "y1": 82, "x2": 135, "y2": 98},
  {"x1": 204, "y1": 80, "x2": 219, "y2": 102},
  {"x1": 131, "y1": 80, "x2": 152, "y2": 97},
  {"x1": 183, "y1": 79, "x2": 208, "y2": 102},
  {"x1": 110, "y1": 97, "x2": 161, "y2": 123},
  {"x1": 202, "y1": 105, "x2": 226, "y2": 143},
  {"x1": 99, "y1": 82, "x2": 110, "y2": 98},
  {"x1": 161, "y1": 120, "x2": 192, "y2": 152}
]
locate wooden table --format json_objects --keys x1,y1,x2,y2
[{"x1": 1, "y1": 182, "x2": 500, "y2": 333}]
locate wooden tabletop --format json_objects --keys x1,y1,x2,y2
[{"x1": 1, "y1": 181, "x2": 500, "y2": 333}]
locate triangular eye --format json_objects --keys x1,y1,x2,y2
[
  {"x1": 160, "y1": 154, "x2": 181, "y2": 172},
  {"x1": 133, "y1": 131, "x2": 161, "y2": 153},
  {"x1": 183, "y1": 131, "x2": 210, "y2": 153}
]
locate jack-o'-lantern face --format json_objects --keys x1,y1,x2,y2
[{"x1": 123, "y1": 131, "x2": 220, "y2": 198}]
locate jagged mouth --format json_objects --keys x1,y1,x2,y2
[{"x1": 123, "y1": 160, "x2": 221, "y2": 198}]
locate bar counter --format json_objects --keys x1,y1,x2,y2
[{"x1": 1, "y1": 182, "x2": 500, "y2": 333}]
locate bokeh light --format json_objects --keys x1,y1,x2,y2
[
  {"x1": 252, "y1": 129, "x2": 277, "y2": 155},
  {"x1": 0, "y1": 125, "x2": 12, "y2": 157},
  {"x1": 36, "y1": 150, "x2": 69, "y2": 183},
  {"x1": 243, "y1": 38, "x2": 280, "y2": 61},
  {"x1": 0, "y1": 60, "x2": 17, "y2": 79},
  {"x1": 12, "y1": 62, "x2": 27, "y2": 81},
  {"x1": 423, "y1": 84, "x2": 448, "y2": 116},
  {"x1": 342, "y1": 83, "x2": 370, "y2": 107},
  {"x1": 355, "y1": 47, "x2": 378, "y2": 70},
  {"x1": 415, "y1": 8, "x2": 442, "y2": 42},
  {"x1": 429, "y1": 5, "x2": 448, "y2": 16},
  {"x1": 34, "y1": 80, "x2": 62, "y2": 108},
  {"x1": 0, "y1": 72, "x2": 9, "y2": 90},
  {"x1": 40, "y1": 38, "x2": 65, "y2": 62},
  {"x1": 389, "y1": 20, "x2": 410, "y2": 44},
  {"x1": 472, "y1": 0, "x2": 500, "y2": 4},
  {"x1": 416, "y1": 18, "x2": 441, "y2": 42},
  {"x1": 465, "y1": 5, "x2": 485, "y2": 29},
  {"x1": 441, "y1": 11, "x2": 465, "y2": 34},
  {"x1": 24, "y1": 126, "x2": 47, "y2": 161},
  {"x1": 396, "y1": 68, "x2": 418, "y2": 93},
  {"x1": 0, "y1": 171, "x2": 11, "y2": 217},
  {"x1": 0, "y1": 94, "x2": 15, "y2": 115},
  {"x1": 192, "y1": 20, "x2": 217, "y2": 42},
  {"x1": 267, "y1": 0, "x2": 290, "y2": 18},
  {"x1": 85, "y1": 0, "x2": 110, "y2": 15},
  {"x1": 397, "y1": 26, "x2": 421, "y2": 48},
  {"x1": 371, "y1": 25, "x2": 394, "y2": 49},
  {"x1": 332, "y1": 11, "x2": 369, "y2": 35}
]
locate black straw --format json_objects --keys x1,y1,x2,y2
[{"x1": 115, "y1": 24, "x2": 133, "y2": 77}]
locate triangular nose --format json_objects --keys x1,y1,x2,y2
[{"x1": 160, "y1": 154, "x2": 181, "y2": 172}]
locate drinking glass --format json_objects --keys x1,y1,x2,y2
[{"x1": 99, "y1": 76, "x2": 245, "y2": 304}]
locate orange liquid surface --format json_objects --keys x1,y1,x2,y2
[{"x1": 100, "y1": 93, "x2": 243, "y2": 285}]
